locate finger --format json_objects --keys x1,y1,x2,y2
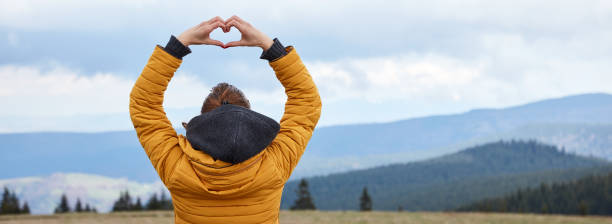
[
  {"x1": 200, "y1": 17, "x2": 222, "y2": 28},
  {"x1": 207, "y1": 21, "x2": 224, "y2": 32},
  {"x1": 231, "y1": 15, "x2": 252, "y2": 27},
  {"x1": 225, "y1": 40, "x2": 247, "y2": 48},
  {"x1": 208, "y1": 16, "x2": 223, "y2": 24},
  {"x1": 197, "y1": 16, "x2": 220, "y2": 27},
  {"x1": 226, "y1": 20, "x2": 244, "y2": 32},
  {"x1": 223, "y1": 17, "x2": 238, "y2": 32},
  {"x1": 224, "y1": 16, "x2": 244, "y2": 30},
  {"x1": 225, "y1": 15, "x2": 237, "y2": 23},
  {"x1": 206, "y1": 39, "x2": 225, "y2": 47},
  {"x1": 231, "y1": 15, "x2": 246, "y2": 24}
]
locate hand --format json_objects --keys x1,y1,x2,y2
[
  {"x1": 223, "y1": 15, "x2": 274, "y2": 51},
  {"x1": 177, "y1": 17, "x2": 224, "y2": 47}
]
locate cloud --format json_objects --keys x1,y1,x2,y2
[
  {"x1": 2, "y1": 24, "x2": 612, "y2": 132},
  {"x1": 310, "y1": 54, "x2": 483, "y2": 103},
  {"x1": 0, "y1": 64, "x2": 217, "y2": 117},
  {"x1": 0, "y1": 63, "x2": 287, "y2": 132},
  {"x1": 2, "y1": 0, "x2": 611, "y2": 35},
  {"x1": 306, "y1": 31, "x2": 612, "y2": 111},
  {"x1": 0, "y1": 0, "x2": 160, "y2": 31},
  {"x1": 0, "y1": 65, "x2": 131, "y2": 117},
  {"x1": 1, "y1": 0, "x2": 612, "y2": 132},
  {"x1": 6, "y1": 32, "x2": 18, "y2": 46}
]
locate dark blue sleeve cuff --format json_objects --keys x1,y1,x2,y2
[
  {"x1": 163, "y1": 35, "x2": 191, "y2": 59},
  {"x1": 260, "y1": 38, "x2": 287, "y2": 62}
]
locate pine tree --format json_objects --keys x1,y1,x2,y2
[
  {"x1": 1, "y1": 188, "x2": 10, "y2": 214},
  {"x1": 113, "y1": 190, "x2": 134, "y2": 212},
  {"x1": 75, "y1": 198, "x2": 83, "y2": 212},
  {"x1": 360, "y1": 187, "x2": 372, "y2": 211},
  {"x1": 10, "y1": 191, "x2": 20, "y2": 214},
  {"x1": 133, "y1": 197, "x2": 143, "y2": 211},
  {"x1": 0, "y1": 187, "x2": 7, "y2": 214},
  {"x1": 125, "y1": 191, "x2": 133, "y2": 211},
  {"x1": 21, "y1": 202, "x2": 30, "y2": 214},
  {"x1": 578, "y1": 201, "x2": 588, "y2": 215},
  {"x1": 1, "y1": 187, "x2": 22, "y2": 214},
  {"x1": 160, "y1": 192, "x2": 173, "y2": 210},
  {"x1": 290, "y1": 179, "x2": 316, "y2": 210},
  {"x1": 457, "y1": 172, "x2": 612, "y2": 215},
  {"x1": 84, "y1": 204, "x2": 91, "y2": 212},
  {"x1": 54, "y1": 193, "x2": 71, "y2": 213},
  {"x1": 146, "y1": 193, "x2": 160, "y2": 210}
]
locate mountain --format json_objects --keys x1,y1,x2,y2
[
  {"x1": 0, "y1": 173, "x2": 165, "y2": 214},
  {"x1": 308, "y1": 93, "x2": 612, "y2": 157},
  {"x1": 280, "y1": 140, "x2": 612, "y2": 210},
  {"x1": 400, "y1": 165, "x2": 612, "y2": 211},
  {"x1": 298, "y1": 93, "x2": 612, "y2": 176},
  {"x1": 0, "y1": 131, "x2": 158, "y2": 182},
  {"x1": 479, "y1": 123, "x2": 612, "y2": 159},
  {"x1": 457, "y1": 171, "x2": 612, "y2": 215},
  {"x1": 4, "y1": 141, "x2": 609, "y2": 215},
  {"x1": 1, "y1": 93, "x2": 611, "y2": 181}
]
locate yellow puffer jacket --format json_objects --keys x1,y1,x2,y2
[{"x1": 129, "y1": 45, "x2": 321, "y2": 223}]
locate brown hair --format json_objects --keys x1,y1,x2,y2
[{"x1": 201, "y1": 83, "x2": 250, "y2": 113}]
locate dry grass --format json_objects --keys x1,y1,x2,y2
[
  {"x1": 1, "y1": 211, "x2": 611, "y2": 224},
  {"x1": 0, "y1": 211, "x2": 174, "y2": 224},
  {"x1": 281, "y1": 211, "x2": 612, "y2": 224}
]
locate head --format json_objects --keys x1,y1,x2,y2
[
  {"x1": 182, "y1": 83, "x2": 250, "y2": 128},
  {"x1": 201, "y1": 83, "x2": 250, "y2": 113}
]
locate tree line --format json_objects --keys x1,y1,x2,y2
[
  {"x1": 280, "y1": 140, "x2": 609, "y2": 211},
  {"x1": 54, "y1": 193, "x2": 97, "y2": 213},
  {"x1": 289, "y1": 179, "x2": 373, "y2": 211},
  {"x1": 112, "y1": 190, "x2": 172, "y2": 212},
  {"x1": 457, "y1": 171, "x2": 612, "y2": 215},
  {"x1": 0, "y1": 187, "x2": 29, "y2": 215}
]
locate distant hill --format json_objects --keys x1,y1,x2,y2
[
  {"x1": 299, "y1": 93, "x2": 612, "y2": 176},
  {"x1": 308, "y1": 93, "x2": 612, "y2": 157},
  {"x1": 1, "y1": 141, "x2": 609, "y2": 214},
  {"x1": 457, "y1": 171, "x2": 612, "y2": 215},
  {"x1": 486, "y1": 123, "x2": 612, "y2": 159},
  {"x1": 0, "y1": 173, "x2": 164, "y2": 214},
  {"x1": 1, "y1": 93, "x2": 611, "y2": 181},
  {"x1": 280, "y1": 140, "x2": 612, "y2": 210},
  {"x1": 0, "y1": 131, "x2": 157, "y2": 182},
  {"x1": 387, "y1": 164, "x2": 612, "y2": 211}
]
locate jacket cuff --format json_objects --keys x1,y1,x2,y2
[
  {"x1": 163, "y1": 35, "x2": 191, "y2": 59},
  {"x1": 260, "y1": 38, "x2": 287, "y2": 62}
]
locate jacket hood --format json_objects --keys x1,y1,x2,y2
[{"x1": 185, "y1": 104, "x2": 280, "y2": 164}]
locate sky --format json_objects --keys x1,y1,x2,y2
[{"x1": 0, "y1": 0, "x2": 611, "y2": 133}]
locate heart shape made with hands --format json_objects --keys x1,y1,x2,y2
[
  {"x1": 209, "y1": 27, "x2": 241, "y2": 48},
  {"x1": 179, "y1": 16, "x2": 271, "y2": 49}
]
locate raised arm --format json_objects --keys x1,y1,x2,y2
[
  {"x1": 129, "y1": 17, "x2": 224, "y2": 184},
  {"x1": 223, "y1": 16, "x2": 322, "y2": 181},
  {"x1": 268, "y1": 48, "x2": 322, "y2": 181}
]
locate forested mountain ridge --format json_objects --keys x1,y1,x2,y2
[
  {"x1": 457, "y1": 171, "x2": 612, "y2": 215},
  {"x1": 280, "y1": 140, "x2": 611, "y2": 210},
  {"x1": 1, "y1": 93, "x2": 611, "y2": 181}
]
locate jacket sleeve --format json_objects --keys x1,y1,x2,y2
[
  {"x1": 267, "y1": 46, "x2": 322, "y2": 181},
  {"x1": 129, "y1": 46, "x2": 184, "y2": 185}
]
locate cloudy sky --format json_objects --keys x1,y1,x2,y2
[{"x1": 0, "y1": 0, "x2": 611, "y2": 133}]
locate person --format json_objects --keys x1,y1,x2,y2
[{"x1": 129, "y1": 15, "x2": 322, "y2": 224}]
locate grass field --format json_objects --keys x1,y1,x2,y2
[{"x1": 1, "y1": 211, "x2": 611, "y2": 224}]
